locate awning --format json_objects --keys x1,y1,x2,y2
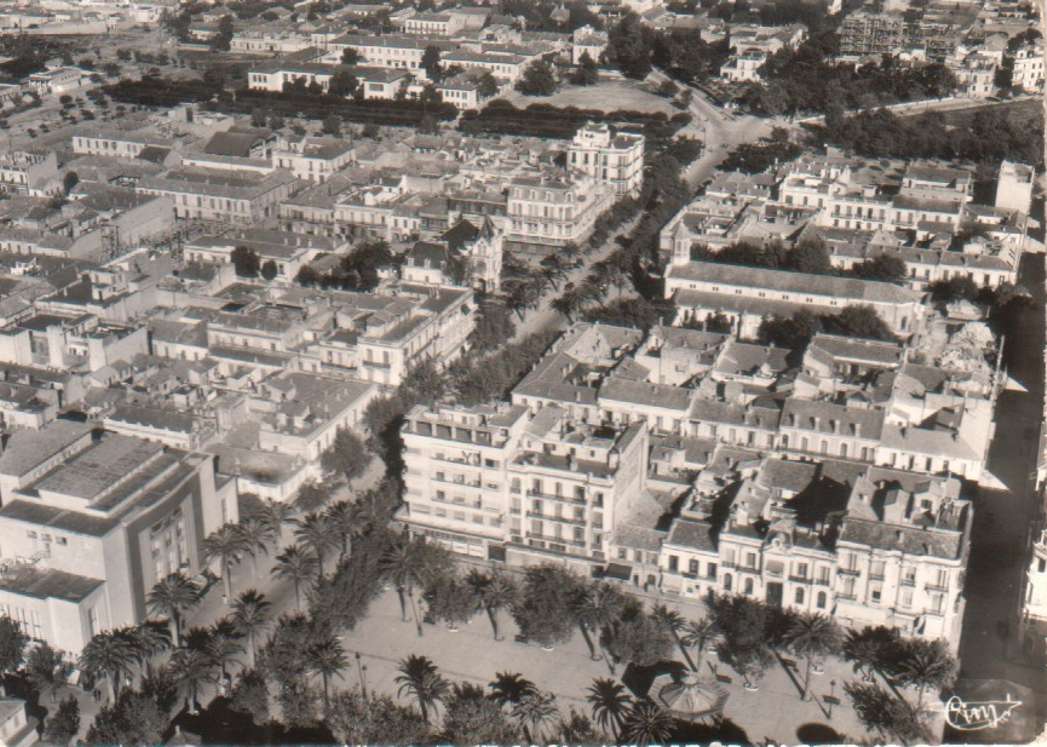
[{"x1": 605, "y1": 562, "x2": 633, "y2": 581}]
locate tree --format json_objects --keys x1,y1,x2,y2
[
  {"x1": 587, "y1": 677, "x2": 631, "y2": 740},
  {"x1": 239, "y1": 516, "x2": 276, "y2": 580},
  {"x1": 305, "y1": 631, "x2": 346, "y2": 710},
  {"x1": 322, "y1": 113, "x2": 341, "y2": 137},
  {"x1": 296, "y1": 265, "x2": 322, "y2": 287},
  {"x1": 62, "y1": 170, "x2": 79, "y2": 195},
  {"x1": 571, "y1": 581, "x2": 626, "y2": 671},
  {"x1": 78, "y1": 630, "x2": 138, "y2": 703},
  {"x1": 477, "y1": 70, "x2": 499, "y2": 98},
  {"x1": 293, "y1": 512, "x2": 338, "y2": 581},
  {"x1": 320, "y1": 428, "x2": 370, "y2": 481},
  {"x1": 202, "y1": 619, "x2": 244, "y2": 681},
  {"x1": 620, "y1": 700, "x2": 674, "y2": 746},
  {"x1": 44, "y1": 695, "x2": 80, "y2": 745},
  {"x1": 442, "y1": 684, "x2": 519, "y2": 744},
  {"x1": 421, "y1": 45, "x2": 442, "y2": 82},
  {"x1": 604, "y1": 13, "x2": 653, "y2": 78},
  {"x1": 272, "y1": 545, "x2": 319, "y2": 611},
  {"x1": 894, "y1": 638, "x2": 958, "y2": 710},
  {"x1": 230, "y1": 246, "x2": 260, "y2": 278},
  {"x1": 513, "y1": 565, "x2": 581, "y2": 649},
  {"x1": 341, "y1": 47, "x2": 360, "y2": 65},
  {"x1": 787, "y1": 238, "x2": 832, "y2": 274},
  {"x1": 512, "y1": 689, "x2": 559, "y2": 744},
  {"x1": 785, "y1": 613, "x2": 842, "y2": 701},
  {"x1": 260, "y1": 260, "x2": 278, "y2": 281},
  {"x1": 516, "y1": 59, "x2": 557, "y2": 96},
  {"x1": 26, "y1": 643, "x2": 71, "y2": 704},
  {"x1": 469, "y1": 571, "x2": 516, "y2": 640},
  {"x1": 823, "y1": 304, "x2": 897, "y2": 342},
  {"x1": 607, "y1": 609, "x2": 675, "y2": 668},
  {"x1": 250, "y1": 107, "x2": 267, "y2": 127},
  {"x1": 423, "y1": 574, "x2": 475, "y2": 631},
  {"x1": 327, "y1": 690, "x2": 431, "y2": 744},
  {"x1": 489, "y1": 672, "x2": 536, "y2": 707},
  {"x1": 168, "y1": 646, "x2": 217, "y2": 714},
  {"x1": 295, "y1": 481, "x2": 329, "y2": 513},
  {"x1": 842, "y1": 625, "x2": 900, "y2": 682},
  {"x1": 85, "y1": 691, "x2": 167, "y2": 745},
  {"x1": 571, "y1": 51, "x2": 599, "y2": 85},
  {"x1": 147, "y1": 572, "x2": 199, "y2": 647},
  {"x1": 231, "y1": 589, "x2": 272, "y2": 667},
  {"x1": 396, "y1": 654, "x2": 449, "y2": 724},
  {"x1": 203, "y1": 523, "x2": 252, "y2": 601},
  {"x1": 758, "y1": 310, "x2": 820, "y2": 350},
  {"x1": 845, "y1": 681, "x2": 926, "y2": 742},
  {"x1": 0, "y1": 617, "x2": 26, "y2": 696},
  {"x1": 329, "y1": 70, "x2": 358, "y2": 98},
  {"x1": 851, "y1": 253, "x2": 907, "y2": 282},
  {"x1": 210, "y1": 14, "x2": 234, "y2": 51},
  {"x1": 929, "y1": 275, "x2": 979, "y2": 305},
  {"x1": 229, "y1": 668, "x2": 269, "y2": 725},
  {"x1": 381, "y1": 536, "x2": 451, "y2": 637},
  {"x1": 681, "y1": 618, "x2": 718, "y2": 673}
]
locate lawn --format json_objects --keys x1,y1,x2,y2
[{"x1": 504, "y1": 79, "x2": 678, "y2": 115}]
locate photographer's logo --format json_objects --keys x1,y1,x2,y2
[{"x1": 945, "y1": 693, "x2": 1023, "y2": 731}]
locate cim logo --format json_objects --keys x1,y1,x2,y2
[{"x1": 945, "y1": 694, "x2": 1023, "y2": 731}]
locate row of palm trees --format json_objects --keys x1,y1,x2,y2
[{"x1": 391, "y1": 655, "x2": 676, "y2": 746}]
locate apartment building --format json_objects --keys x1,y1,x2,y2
[
  {"x1": 720, "y1": 49, "x2": 767, "y2": 82},
  {"x1": 399, "y1": 402, "x2": 649, "y2": 572},
  {"x1": 400, "y1": 403, "x2": 531, "y2": 559},
  {"x1": 247, "y1": 62, "x2": 413, "y2": 100},
  {"x1": 1012, "y1": 42, "x2": 1044, "y2": 92},
  {"x1": 322, "y1": 35, "x2": 455, "y2": 79},
  {"x1": 402, "y1": 11, "x2": 465, "y2": 36},
  {"x1": 664, "y1": 260, "x2": 924, "y2": 339},
  {"x1": 137, "y1": 167, "x2": 299, "y2": 225},
  {"x1": 272, "y1": 137, "x2": 355, "y2": 183},
  {"x1": 0, "y1": 422, "x2": 237, "y2": 654},
  {"x1": 440, "y1": 50, "x2": 530, "y2": 84},
  {"x1": 567, "y1": 122, "x2": 645, "y2": 197},
  {"x1": 506, "y1": 172, "x2": 614, "y2": 251},
  {"x1": 0, "y1": 152, "x2": 58, "y2": 196},
  {"x1": 230, "y1": 27, "x2": 313, "y2": 53},
  {"x1": 183, "y1": 227, "x2": 341, "y2": 280}
]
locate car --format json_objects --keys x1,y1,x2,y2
[
  {"x1": 39, "y1": 124, "x2": 49, "y2": 133},
  {"x1": 26, "y1": 128, "x2": 36, "y2": 138}
]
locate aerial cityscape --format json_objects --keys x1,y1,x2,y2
[{"x1": 0, "y1": 0, "x2": 1041, "y2": 743}]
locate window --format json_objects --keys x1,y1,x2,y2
[
  {"x1": 668, "y1": 555, "x2": 679, "y2": 572},
  {"x1": 743, "y1": 578, "x2": 754, "y2": 595},
  {"x1": 931, "y1": 593, "x2": 945, "y2": 614},
  {"x1": 745, "y1": 552, "x2": 757, "y2": 569},
  {"x1": 1039, "y1": 558, "x2": 1046, "y2": 573},
  {"x1": 870, "y1": 585, "x2": 882, "y2": 605},
  {"x1": 795, "y1": 587, "x2": 805, "y2": 604},
  {"x1": 723, "y1": 573, "x2": 732, "y2": 592},
  {"x1": 816, "y1": 591, "x2": 827, "y2": 609},
  {"x1": 688, "y1": 559, "x2": 699, "y2": 576},
  {"x1": 900, "y1": 588, "x2": 913, "y2": 609}
]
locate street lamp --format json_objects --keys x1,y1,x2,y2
[{"x1": 355, "y1": 651, "x2": 368, "y2": 700}]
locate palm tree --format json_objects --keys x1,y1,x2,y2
[
  {"x1": 238, "y1": 517, "x2": 275, "y2": 579},
  {"x1": 468, "y1": 570, "x2": 516, "y2": 640},
  {"x1": 785, "y1": 613, "x2": 843, "y2": 701},
  {"x1": 843, "y1": 626, "x2": 897, "y2": 683},
  {"x1": 168, "y1": 646, "x2": 218, "y2": 715},
  {"x1": 146, "y1": 572, "x2": 199, "y2": 647},
  {"x1": 572, "y1": 582, "x2": 626, "y2": 672},
  {"x1": 488, "y1": 671, "x2": 536, "y2": 707},
  {"x1": 204, "y1": 619, "x2": 245, "y2": 681},
  {"x1": 395, "y1": 654, "x2": 449, "y2": 724},
  {"x1": 621, "y1": 700, "x2": 674, "y2": 747},
  {"x1": 78, "y1": 630, "x2": 139, "y2": 703},
  {"x1": 681, "y1": 618, "x2": 718, "y2": 674},
  {"x1": 272, "y1": 544, "x2": 320, "y2": 611},
  {"x1": 586, "y1": 677, "x2": 632, "y2": 741},
  {"x1": 230, "y1": 589, "x2": 272, "y2": 667},
  {"x1": 325, "y1": 499, "x2": 356, "y2": 561},
  {"x1": 203, "y1": 523, "x2": 252, "y2": 602},
  {"x1": 512, "y1": 689, "x2": 559, "y2": 744},
  {"x1": 257, "y1": 498, "x2": 294, "y2": 542},
  {"x1": 651, "y1": 605, "x2": 689, "y2": 667},
  {"x1": 895, "y1": 639, "x2": 958, "y2": 710},
  {"x1": 380, "y1": 536, "x2": 435, "y2": 637},
  {"x1": 306, "y1": 632, "x2": 347, "y2": 710},
  {"x1": 130, "y1": 621, "x2": 172, "y2": 682},
  {"x1": 293, "y1": 511, "x2": 337, "y2": 580}
]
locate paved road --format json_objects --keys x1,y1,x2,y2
[{"x1": 958, "y1": 253, "x2": 1046, "y2": 693}]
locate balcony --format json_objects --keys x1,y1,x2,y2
[
  {"x1": 526, "y1": 511, "x2": 587, "y2": 527},
  {"x1": 814, "y1": 576, "x2": 831, "y2": 586},
  {"x1": 869, "y1": 571, "x2": 886, "y2": 581},
  {"x1": 525, "y1": 531, "x2": 586, "y2": 548},
  {"x1": 900, "y1": 577, "x2": 916, "y2": 588},
  {"x1": 837, "y1": 567, "x2": 860, "y2": 576},
  {"x1": 526, "y1": 489, "x2": 586, "y2": 505},
  {"x1": 924, "y1": 583, "x2": 949, "y2": 592},
  {"x1": 836, "y1": 592, "x2": 857, "y2": 601},
  {"x1": 788, "y1": 575, "x2": 812, "y2": 584}
]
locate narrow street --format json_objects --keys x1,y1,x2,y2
[{"x1": 958, "y1": 254, "x2": 1045, "y2": 693}]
